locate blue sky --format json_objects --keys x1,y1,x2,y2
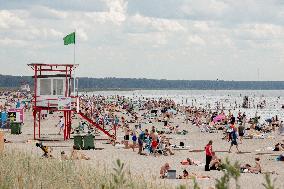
[{"x1": 0, "y1": 0, "x2": 283, "y2": 80}]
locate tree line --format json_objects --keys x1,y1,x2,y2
[{"x1": 1, "y1": 74, "x2": 284, "y2": 90}]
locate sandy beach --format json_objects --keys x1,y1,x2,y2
[{"x1": 2, "y1": 94, "x2": 284, "y2": 189}]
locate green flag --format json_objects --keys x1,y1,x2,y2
[{"x1": 63, "y1": 32, "x2": 75, "y2": 45}]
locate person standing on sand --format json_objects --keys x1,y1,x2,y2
[
  {"x1": 131, "y1": 130, "x2": 137, "y2": 152},
  {"x1": 138, "y1": 129, "x2": 148, "y2": 155},
  {"x1": 123, "y1": 126, "x2": 130, "y2": 148},
  {"x1": 56, "y1": 116, "x2": 64, "y2": 135},
  {"x1": 238, "y1": 123, "x2": 245, "y2": 144},
  {"x1": 150, "y1": 129, "x2": 158, "y2": 156},
  {"x1": 229, "y1": 125, "x2": 240, "y2": 153},
  {"x1": 279, "y1": 121, "x2": 284, "y2": 135},
  {"x1": 205, "y1": 140, "x2": 213, "y2": 171}
]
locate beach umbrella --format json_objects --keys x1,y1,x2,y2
[{"x1": 213, "y1": 114, "x2": 225, "y2": 123}]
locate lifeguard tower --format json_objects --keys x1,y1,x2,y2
[
  {"x1": 28, "y1": 63, "x2": 78, "y2": 140},
  {"x1": 28, "y1": 63, "x2": 116, "y2": 141}
]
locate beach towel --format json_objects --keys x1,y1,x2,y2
[{"x1": 171, "y1": 145, "x2": 190, "y2": 150}]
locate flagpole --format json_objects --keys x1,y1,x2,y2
[{"x1": 73, "y1": 29, "x2": 76, "y2": 96}]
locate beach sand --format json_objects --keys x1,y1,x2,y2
[{"x1": 2, "y1": 110, "x2": 284, "y2": 189}]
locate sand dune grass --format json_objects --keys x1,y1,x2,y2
[
  {"x1": 0, "y1": 150, "x2": 278, "y2": 189},
  {"x1": 0, "y1": 150, "x2": 172, "y2": 189}
]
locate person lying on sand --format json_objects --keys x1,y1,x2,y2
[
  {"x1": 240, "y1": 157, "x2": 261, "y2": 173},
  {"x1": 178, "y1": 169, "x2": 210, "y2": 179},
  {"x1": 4, "y1": 139, "x2": 12, "y2": 143},
  {"x1": 180, "y1": 158, "x2": 200, "y2": 166},
  {"x1": 160, "y1": 163, "x2": 170, "y2": 178},
  {"x1": 70, "y1": 146, "x2": 90, "y2": 160},
  {"x1": 273, "y1": 142, "x2": 284, "y2": 151}
]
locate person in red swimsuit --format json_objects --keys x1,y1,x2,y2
[{"x1": 150, "y1": 129, "x2": 158, "y2": 156}]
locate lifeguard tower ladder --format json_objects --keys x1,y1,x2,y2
[
  {"x1": 28, "y1": 63, "x2": 78, "y2": 140},
  {"x1": 28, "y1": 63, "x2": 116, "y2": 141}
]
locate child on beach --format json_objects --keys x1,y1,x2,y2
[{"x1": 131, "y1": 130, "x2": 137, "y2": 151}]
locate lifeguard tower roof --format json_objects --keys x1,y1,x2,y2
[
  {"x1": 32, "y1": 74, "x2": 72, "y2": 78},
  {"x1": 28, "y1": 63, "x2": 79, "y2": 71}
]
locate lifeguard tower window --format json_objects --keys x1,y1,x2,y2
[
  {"x1": 53, "y1": 79, "x2": 64, "y2": 95},
  {"x1": 40, "y1": 79, "x2": 51, "y2": 95}
]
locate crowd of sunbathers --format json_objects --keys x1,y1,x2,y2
[{"x1": 1, "y1": 91, "x2": 283, "y2": 182}]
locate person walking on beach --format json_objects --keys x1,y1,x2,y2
[
  {"x1": 56, "y1": 116, "x2": 64, "y2": 135},
  {"x1": 229, "y1": 125, "x2": 240, "y2": 153},
  {"x1": 238, "y1": 123, "x2": 245, "y2": 144},
  {"x1": 205, "y1": 140, "x2": 213, "y2": 171}
]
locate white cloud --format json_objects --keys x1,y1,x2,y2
[
  {"x1": 130, "y1": 13, "x2": 185, "y2": 32},
  {"x1": 181, "y1": 0, "x2": 227, "y2": 19},
  {"x1": 187, "y1": 35, "x2": 205, "y2": 46},
  {"x1": 0, "y1": 0, "x2": 284, "y2": 80},
  {"x1": 0, "y1": 10, "x2": 26, "y2": 29},
  {"x1": 246, "y1": 24, "x2": 284, "y2": 38},
  {"x1": 0, "y1": 37, "x2": 27, "y2": 47},
  {"x1": 84, "y1": 0, "x2": 127, "y2": 25},
  {"x1": 29, "y1": 5, "x2": 67, "y2": 19},
  {"x1": 76, "y1": 28, "x2": 88, "y2": 41},
  {"x1": 193, "y1": 21, "x2": 210, "y2": 32}
]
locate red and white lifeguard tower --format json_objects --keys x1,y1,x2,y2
[
  {"x1": 28, "y1": 63, "x2": 116, "y2": 141},
  {"x1": 28, "y1": 63, "x2": 78, "y2": 140}
]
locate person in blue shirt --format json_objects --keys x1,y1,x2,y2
[
  {"x1": 138, "y1": 129, "x2": 148, "y2": 155},
  {"x1": 16, "y1": 99, "x2": 21, "y2": 108},
  {"x1": 228, "y1": 127, "x2": 240, "y2": 153}
]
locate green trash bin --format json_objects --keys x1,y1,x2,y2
[
  {"x1": 73, "y1": 135, "x2": 83, "y2": 150},
  {"x1": 83, "y1": 134, "x2": 95, "y2": 150},
  {"x1": 11, "y1": 122, "x2": 21, "y2": 134}
]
